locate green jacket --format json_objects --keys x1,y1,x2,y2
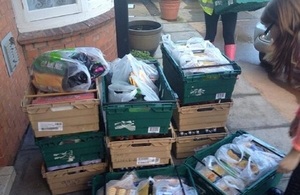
[{"x1": 199, "y1": 0, "x2": 214, "y2": 15}]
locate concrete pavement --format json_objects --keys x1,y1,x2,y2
[{"x1": 7, "y1": 0, "x2": 299, "y2": 194}]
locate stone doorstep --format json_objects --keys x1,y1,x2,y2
[{"x1": 0, "y1": 166, "x2": 16, "y2": 195}]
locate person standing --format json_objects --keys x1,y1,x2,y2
[
  {"x1": 199, "y1": 0, "x2": 238, "y2": 60},
  {"x1": 260, "y1": 0, "x2": 300, "y2": 194}
]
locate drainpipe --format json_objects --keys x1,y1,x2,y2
[{"x1": 114, "y1": 0, "x2": 130, "y2": 58}]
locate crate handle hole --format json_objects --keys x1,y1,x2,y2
[
  {"x1": 197, "y1": 108, "x2": 214, "y2": 112},
  {"x1": 131, "y1": 143, "x2": 152, "y2": 147}
]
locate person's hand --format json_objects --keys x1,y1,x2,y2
[
  {"x1": 277, "y1": 148, "x2": 300, "y2": 174},
  {"x1": 289, "y1": 116, "x2": 300, "y2": 137}
]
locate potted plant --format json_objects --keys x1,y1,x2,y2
[
  {"x1": 159, "y1": 0, "x2": 181, "y2": 21},
  {"x1": 128, "y1": 20, "x2": 163, "y2": 56}
]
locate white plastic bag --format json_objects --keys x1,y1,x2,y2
[
  {"x1": 215, "y1": 144, "x2": 245, "y2": 176},
  {"x1": 215, "y1": 175, "x2": 245, "y2": 195},
  {"x1": 108, "y1": 82, "x2": 137, "y2": 102},
  {"x1": 111, "y1": 56, "x2": 133, "y2": 84},
  {"x1": 127, "y1": 54, "x2": 159, "y2": 101}
]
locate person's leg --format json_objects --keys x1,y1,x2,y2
[
  {"x1": 284, "y1": 163, "x2": 300, "y2": 195},
  {"x1": 204, "y1": 12, "x2": 220, "y2": 43},
  {"x1": 221, "y1": 12, "x2": 238, "y2": 60}
]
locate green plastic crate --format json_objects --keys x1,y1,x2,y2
[
  {"x1": 102, "y1": 60, "x2": 176, "y2": 137},
  {"x1": 214, "y1": 0, "x2": 269, "y2": 15},
  {"x1": 35, "y1": 131, "x2": 105, "y2": 168},
  {"x1": 184, "y1": 130, "x2": 285, "y2": 195},
  {"x1": 161, "y1": 44, "x2": 241, "y2": 105},
  {"x1": 92, "y1": 165, "x2": 197, "y2": 195}
]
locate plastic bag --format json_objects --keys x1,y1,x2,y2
[
  {"x1": 195, "y1": 155, "x2": 227, "y2": 183},
  {"x1": 50, "y1": 47, "x2": 110, "y2": 79},
  {"x1": 31, "y1": 47, "x2": 110, "y2": 93},
  {"x1": 153, "y1": 176, "x2": 197, "y2": 195},
  {"x1": 105, "y1": 171, "x2": 139, "y2": 195},
  {"x1": 111, "y1": 56, "x2": 133, "y2": 84},
  {"x1": 215, "y1": 144, "x2": 245, "y2": 176},
  {"x1": 109, "y1": 54, "x2": 159, "y2": 102},
  {"x1": 232, "y1": 134, "x2": 282, "y2": 165},
  {"x1": 215, "y1": 175, "x2": 245, "y2": 195},
  {"x1": 31, "y1": 55, "x2": 91, "y2": 93},
  {"x1": 141, "y1": 62, "x2": 159, "y2": 82},
  {"x1": 108, "y1": 82, "x2": 137, "y2": 102},
  {"x1": 161, "y1": 34, "x2": 177, "y2": 53},
  {"x1": 237, "y1": 154, "x2": 266, "y2": 185},
  {"x1": 127, "y1": 54, "x2": 159, "y2": 101}
]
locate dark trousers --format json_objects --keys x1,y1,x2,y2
[
  {"x1": 284, "y1": 163, "x2": 300, "y2": 195},
  {"x1": 204, "y1": 12, "x2": 237, "y2": 45}
]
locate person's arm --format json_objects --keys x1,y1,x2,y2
[
  {"x1": 289, "y1": 107, "x2": 300, "y2": 137},
  {"x1": 277, "y1": 107, "x2": 300, "y2": 174}
]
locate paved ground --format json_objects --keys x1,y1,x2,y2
[{"x1": 7, "y1": 0, "x2": 300, "y2": 194}]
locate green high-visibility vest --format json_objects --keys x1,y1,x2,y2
[{"x1": 199, "y1": 0, "x2": 214, "y2": 15}]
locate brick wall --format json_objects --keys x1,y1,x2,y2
[
  {"x1": 0, "y1": 1, "x2": 30, "y2": 166},
  {"x1": 18, "y1": 9, "x2": 118, "y2": 67}
]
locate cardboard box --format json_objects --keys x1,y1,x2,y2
[
  {"x1": 106, "y1": 126, "x2": 175, "y2": 169},
  {"x1": 173, "y1": 127, "x2": 229, "y2": 159},
  {"x1": 21, "y1": 81, "x2": 101, "y2": 137},
  {"x1": 173, "y1": 100, "x2": 233, "y2": 131},
  {"x1": 42, "y1": 162, "x2": 107, "y2": 195}
]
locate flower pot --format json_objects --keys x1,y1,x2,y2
[
  {"x1": 128, "y1": 20, "x2": 163, "y2": 56},
  {"x1": 159, "y1": 0, "x2": 180, "y2": 21}
]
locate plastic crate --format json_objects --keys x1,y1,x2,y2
[
  {"x1": 214, "y1": 0, "x2": 269, "y2": 15},
  {"x1": 173, "y1": 127, "x2": 228, "y2": 159},
  {"x1": 91, "y1": 165, "x2": 197, "y2": 195},
  {"x1": 161, "y1": 44, "x2": 241, "y2": 105},
  {"x1": 184, "y1": 130, "x2": 285, "y2": 195},
  {"x1": 36, "y1": 131, "x2": 106, "y2": 170},
  {"x1": 107, "y1": 125, "x2": 175, "y2": 169},
  {"x1": 42, "y1": 162, "x2": 107, "y2": 195},
  {"x1": 173, "y1": 99, "x2": 233, "y2": 131},
  {"x1": 21, "y1": 80, "x2": 101, "y2": 137},
  {"x1": 102, "y1": 60, "x2": 177, "y2": 137}
]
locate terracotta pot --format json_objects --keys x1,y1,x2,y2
[
  {"x1": 128, "y1": 20, "x2": 163, "y2": 55},
  {"x1": 159, "y1": 0, "x2": 180, "y2": 21}
]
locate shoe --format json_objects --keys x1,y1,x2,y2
[
  {"x1": 224, "y1": 44, "x2": 236, "y2": 61},
  {"x1": 267, "y1": 187, "x2": 284, "y2": 195}
]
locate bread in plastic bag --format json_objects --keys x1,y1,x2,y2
[
  {"x1": 215, "y1": 175, "x2": 245, "y2": 195},
  {"x1": 195, "y1": 155, "x2": 227, "y2": 183},
  {"x1": 215, "y1": 143, "x2": 246, "y2": 175}
]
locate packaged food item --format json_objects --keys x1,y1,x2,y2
[
  {"x1": 195, "y1": 155, "x2": 227, "y2": 183},
  {"x1": 215, "y1": 175, "x2": 245, "y2": 195}
]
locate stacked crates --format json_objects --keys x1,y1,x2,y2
[
  {"x1": 161, "y1": 43, "x2": 241, "y2": 159},
  {"x1": 21, "y1": 81, "x2": 107, "y2": 195},
  {"x1": 101, "y1": 60, "x2": 177, "y2": 171}
]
